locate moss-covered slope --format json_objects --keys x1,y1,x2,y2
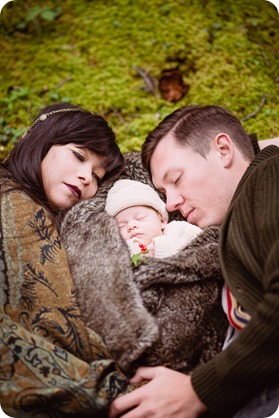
[{"x1": 0, "y1": 0, "x2": 278, "y2": 158}]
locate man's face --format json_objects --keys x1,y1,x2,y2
[{"x1": 150, "y1": 133, "x2": 235, "y2": 228}]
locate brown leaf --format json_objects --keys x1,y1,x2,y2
[{"x1": 159, "y1": 69, "x2": 189, "y2": 102}]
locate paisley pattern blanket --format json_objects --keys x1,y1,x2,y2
[
  {"x1": 60, "y1": 152, "x2": 228, "y2": 375},
  {"x1": 0, "y1": 177, "x2": 130, "y2": 418}
]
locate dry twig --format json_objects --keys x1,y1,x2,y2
[
  {"x1": 133, "y1": 65, "x2": 157, "y2": 96},
  {"x1": 241, "y1": 94, "x2": 267, "y2": 122}
]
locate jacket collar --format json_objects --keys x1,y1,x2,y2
[{"x1": 233, "y1": 145, "x2": 279, "y2": 201}]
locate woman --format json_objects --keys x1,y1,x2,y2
[{"x1": 0, "y1": 103, "x2": 131, "y2": 417}]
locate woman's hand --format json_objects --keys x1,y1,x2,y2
[{"x1": 109, "y1": 366, "x2": 207, "y2": 418}]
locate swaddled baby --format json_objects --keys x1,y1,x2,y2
[{"x1": 105, "y1": 179, "x2": 202, "y2": 263}]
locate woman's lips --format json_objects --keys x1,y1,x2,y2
[{"x1": 65, "y1": 183, "x2": 81, "y2": 199}]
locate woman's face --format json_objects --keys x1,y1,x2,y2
[{"x1": 41, "y1": 143, "x2": 106, "y2": 210}]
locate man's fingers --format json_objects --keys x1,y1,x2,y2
[
  {"x1": 130, "y1": 366, "x2": 159, "y2": 384},
  {"x1": 109, "y1": 388, "x2": 142, "y2": 418},
  {"x1": 109, "y1": 368, "x2": 164, "y2": 418}
]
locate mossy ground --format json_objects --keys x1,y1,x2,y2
[{"x1": 0, "y1": 0, "x2": 278, "y2": 159}]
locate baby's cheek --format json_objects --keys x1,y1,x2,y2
[{"x1": 119, "y1": 228, "x2": 128, "y2": 240}]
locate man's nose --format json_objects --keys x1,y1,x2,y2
[{"x1": 166, "y1": 193, "x2": 184, "y2": 212}]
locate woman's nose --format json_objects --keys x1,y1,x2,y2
[
  {"x1": 78, "y1": 167, "x2": 99, "y2": 200},
  {"x1": 79, "y1": 167, "x2": 92, "y2": 184}
]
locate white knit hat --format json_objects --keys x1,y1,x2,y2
[{"x1": 105, "y1": 179, "x2": 169, "y2": 221}]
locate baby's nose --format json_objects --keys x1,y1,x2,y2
[{"x1": 128, "y1": 223, "x2": 137, "y2": 232}]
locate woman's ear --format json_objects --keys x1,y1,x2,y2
[{"x1": 214, "y1": 133, "x2": 234, "y2": 168}]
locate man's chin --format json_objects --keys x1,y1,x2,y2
[{"x1": 194, "y1": 217, "x2": 212, "y2": 229}]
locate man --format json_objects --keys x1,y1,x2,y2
[{"x1": 109, "y1": 105, "x2": 279, "y2": 418}]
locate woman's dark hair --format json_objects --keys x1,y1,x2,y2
[{"x1": 2, "y1": 103, "x2": 124, "y2": 217}]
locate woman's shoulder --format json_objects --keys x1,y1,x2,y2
[
  {"x1": 0, "y1": 171, "x2": 38, "y2": 210},
  {"x1": 0, "y1": 169, "x2": 17, "y2": 190}
]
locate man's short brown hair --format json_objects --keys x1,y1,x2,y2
[{"x1": 142, "y1": 105, "x2": 255, "y2": 174}]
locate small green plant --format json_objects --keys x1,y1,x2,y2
[
  {"x1": 0, "y1": 116, "x2": 25, "y2": 143},
  {"x1": 1, "y1": 86, "x2": 30, "y2": 113},
  {"x1": 25, "y1": 5, "x2": 62, "y2": 23},
  {"x1": 0, "y1": 116, "x2": 26, "y2": 160},
  {"x1": 8, "y1": 5, "x2": 62, "y2": 34},
  {"x1": 47, "y1": 90, "x2": 72, "y2": 103}
]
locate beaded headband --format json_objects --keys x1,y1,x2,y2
[
  {"x1": 21, "y1": 108, "x2": 86, "y2": 140},
  {"x1": 4, "y1": 108, "x2": 88, "y2": 163}
]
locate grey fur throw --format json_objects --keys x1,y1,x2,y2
[{"x1": 60, "y1": 152, "x2": 228, "y2": 375}]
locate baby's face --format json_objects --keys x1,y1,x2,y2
[{"x1": 115, "y1": 205, "x2": 167, "y2": 245}]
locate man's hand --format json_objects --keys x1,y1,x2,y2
[{"x1": 109, "y1": 366, "x2": 207, "y2": 418}]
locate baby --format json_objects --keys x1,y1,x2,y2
[{"x1": 105, "y1": 179, "x2": 202, "y2": 262}]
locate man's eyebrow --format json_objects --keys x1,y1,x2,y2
[
  {"x1": 160, "y1": 169, "x2": 173, "y2": 186},
  {"x1": 152, "y1": 180, "x2": 163, "y2": 193},
  {"x1": 162, "y1": 170, "x2": 171, "y2": 183},
  {"x1": 152, "y1": 171, "x2": 170, "y2": 193}
]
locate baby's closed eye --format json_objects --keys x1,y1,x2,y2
[
  {"x1": 117, "y1": 223, "x2": 126, "y2": 229},
  {"x1": 137, "y1": 215, "x2": 147, "y2": 221}
]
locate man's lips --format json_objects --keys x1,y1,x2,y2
[
  {"x1": 64, "y1": 183, "x2": 81, "y2": 199},
  {"x1": 182, "y1": 208, "x2": 194, "y2": 222}
]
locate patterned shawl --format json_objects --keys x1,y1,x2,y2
[{"x1": 0, "y1": 176, "x2": 131, "y2": 418}]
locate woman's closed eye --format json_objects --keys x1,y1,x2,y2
[
  {"x1": 93, "y1": 172, "x2": 101, "y2": 186},
  {"x1": 72, "y1": 150, "x2": 85, "y2": 161},
  {"x1": 72, "y1": 149, "x2": 102, "y2": 184}
]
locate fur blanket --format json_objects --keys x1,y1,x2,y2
[{"x1": 60, "y1": 152, "x2": 228, "y2": 375}]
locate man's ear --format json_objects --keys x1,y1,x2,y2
[{"x1": 214, "y1": 133, "x2": 234, "y2": 168}]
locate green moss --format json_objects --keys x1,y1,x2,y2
[{"x1": 0, "y1": 0, "x2": 278, "y2": 157}]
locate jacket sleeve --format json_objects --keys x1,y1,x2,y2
[
  {"x1": 0, "y1": 185, "x2": 130, "y2": 417},
  {"x1": 191, "y1": 149, "x2": 279, "y2": 417}
]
